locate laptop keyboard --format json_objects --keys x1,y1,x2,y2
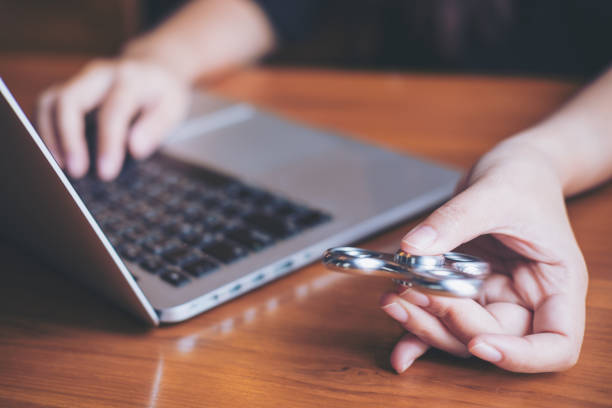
[{"x1": 72, "y1": 155, "x2": 331, "y2": 288}]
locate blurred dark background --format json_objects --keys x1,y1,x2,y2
[{"x1": 1, "y1": 0, "x2": 610, "y2": 78}]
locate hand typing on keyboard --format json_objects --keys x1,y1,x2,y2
[
  {"x1": 37, "y1": 58, "x2": 190, "y2": 181},
  {"x1": 35, "y1": 0, "x2": 275, "y2": 181}
]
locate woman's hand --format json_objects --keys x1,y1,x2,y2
[
  {"x1": 380, "y1": 137, "x2": 588, "y2": 373},
  {"x1": 35, "y1": 0, "x2": 276, "y2": 181},
  {"x1": 37, "y1": 57, "x2": 190, "y2": 180}
]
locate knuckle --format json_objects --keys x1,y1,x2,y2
[
  {"x1": 37, "y1": 87, "x2": 56, "y2": 108},
  {"x1": 426, "y1": 299, "x2": 451, "y2": 318},
  {"x1": 434, "y1": 201, "x2": 468, "y2": 229},
  {"x1": 97, "y1": 112, "x2": 125, "y2": 144},
  {"x1": 116, "y1": 60, "x2": 139, "y2": 79},
  {"x1": 98, "y1": 105, "x2": 123, "y2": 131},
  {"x1": 408, "y1": 326, "x2": 436, "y2": 345},
  {"x1": 56, "y1": 89, "x2": 76, "y2": 113}
]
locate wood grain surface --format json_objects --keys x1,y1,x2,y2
[
  {"x1": 0, "y1": 55, "x2": 610, "y2": 408},
  {"x1": 0, "y1": 1, "x2": 140, "y2": 54}
]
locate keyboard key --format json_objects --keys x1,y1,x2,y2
[
  {"x1": 121, "y1": 227, "x2": 148, "y2": 244},
  {"x1": 118, "y1": 243, "x2": 141, "y2": 261},
  {"x1": 191, "y1": 167, "x2": 234, "y2": 187},
  {"x1": 142, "y1": 210, "x2": 164, "y2": 226},
  {"x1": 244, "y1": 212, "x2": 298, "y2": 238},
  {"x1": 106, "y1": 234, "x2": 121, "y2": 247},
  {"x1": 180, "y1": 230, "x2": 203, "y2": 245},
  {"x1": 201, "y1": 195, "x2": 221, "y2": 210},
  {"x1": 274, "y1": 202, "x2": 302, "y2": 217},
  {"x1": 163, "y1": 197, "x2": 184, "y2": 214},
  {"x1": 201, "y1": 213, "x2": 224, "y2": 230},
  {"x1": 184, "y1": 258, "x2": 219, "y2": 277},
  {"x1": 145, "y1": 243, "x2": 167, "y2": 255},
  {"x1": 101, "y1": 216, "x2": 125, "y2": 232},
  {"x1": 195, "y1": 232, "x2": 223, "y2": 247},
  {"x1": 200, "y1": 239, "x2": 247, "y2": 263},
  {"x1": 160, "y1": 217, "x2": 184, "y2": 235},
  {"x1": 142, "y1": 230, "x2": 164, "y2": 244},
  {"x1": 183, "y1": 205, "x2": 204, "y2": 221},
  {"x1": 162, "y1": 247, "x2": 189, "y2": 264},
  {"x1": 293, "y1": 210, "x2": 331, "y2": 229},
  {"x1": 221, "y1": 203, "x2": 242, "y2": 218},
  {"x1": 139, "y1": 254, "x2": 164, "y2": 274},
  {"x1": 163, "y1": 247, "x2": 203, "y2": 266},
  {"x1": 144, "y1": 238, "x2": 183, "y2": 255},
  {"x1": 160, "y1": 267, "x2": 191, "y2": 287},
  {"x1": 226, "y1": 227, "x2": 274, "y2": 251}
]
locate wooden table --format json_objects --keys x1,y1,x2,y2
[{"x1": 1, "y1": 55, "x2": 611, "y2": 408}]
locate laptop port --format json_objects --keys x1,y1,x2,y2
[{"x1": 275, "y1": 260, "x2": 294, "y2": 274}]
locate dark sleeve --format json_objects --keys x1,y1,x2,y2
[{"x1": 252, "y1": 0, "x2": 325, "y2": 44}]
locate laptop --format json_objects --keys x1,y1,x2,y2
[{"x1": 0, "y1": 78, "x2": 460, "y2": 325}]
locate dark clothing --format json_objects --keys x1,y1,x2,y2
[
  {"x1": 144, "y1": 0, "x2": 612, "y2": 78},
  {"x1": 255, "y1": 0, "x2": 612, "y2": 77},
  {"x1": 143, "y1": 0, "x2": 187, "y2": 28}
]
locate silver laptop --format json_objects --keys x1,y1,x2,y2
[{"x1": 0, "y1": 78, "x2": 460, "y2": 325}]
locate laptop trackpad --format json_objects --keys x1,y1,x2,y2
[{"x1": 161, "y1": 111, "x2": 455, "y2": 213}]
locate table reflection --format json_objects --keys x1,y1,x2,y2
[{"x1": 172, "y1": 272, "x2": 348, "y2": 354}]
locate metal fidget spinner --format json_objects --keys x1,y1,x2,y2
[{"x1": 322, "y1": 247, "x2": 490, "y2": 298}]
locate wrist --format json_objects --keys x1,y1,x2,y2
[
  {"x1": 472, "y1": 132, "x2": 566, "y2": 199},
  {"x1": 121, "y1": 35, "x2": 196, "y2": 84},
  {"x1": 496, "y1": 130, "x2": 571, "y2": 195}
]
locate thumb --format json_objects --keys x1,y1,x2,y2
[{"x1": 401, "y1": 182, "x2": 504, "y2": 255}]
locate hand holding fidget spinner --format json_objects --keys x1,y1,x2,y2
[{"x1": 322, "y1": 247, "x2": 490, "y2": 298}]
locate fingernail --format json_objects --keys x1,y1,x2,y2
[
  {"x1": 402, "y1": 225, "x2": 437, "y2": 250},
  {"x1": 403, "y1": 290, "x2": 430, "y2": 307},
  {"x1": 382, "y1": 302, "x2": 408, "y2": 322},
  {"x1": 470, "y1": 342, "x2": 503, "y2": 362},
  {"x1": 397, "y1": 359, "x2": 414, "y2": 374},
  {"x1": 98, "y1": 156, "x2": 115, "y2": 180}
]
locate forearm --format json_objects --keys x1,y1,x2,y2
[
  {"x1": 512, "y1": 67, "x2": 612, "y2": 196},
  {"x1": 122, "y1": 0, "x2": 275, "y2": 83}
]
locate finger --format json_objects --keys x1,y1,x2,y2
[
  {"x1": 56, "y1": 90, "x2": 90, "y2": 177},
  {"x1": 468, "y1": 294, "x2": 583, "y2": 372},
  {"x1": 400, "y1": 288, "x2": 532, "y2": 343},
  {"x1": 484, "y1": 302, "x2": 532, "y2": 336},
  {"x1": 480, "y1": 273, "x2": 525, "y2": 306},
  {"x1": 380, "y1": 293, "x2": 469, "y2": 357},
  {"x1": 396, "y1": 274, "x2": 525, "y2": 306},
  {"x1": 96, "y1": 76, "x2": 143, "y2": 180},
  {"x1": 36, "y1": 87, "x2": 63, "y2": 166},
  {"x1": 469, "y1": 333, "x2": 577, "y2": 373},
  {"x1": 400, "y1": 180, "x2": 505, "y2": 255},
  {"x1": 128, "y1": 91, "x2": 188, "y2": 159},
  {"x1": 390, "y1": 333, "x2": 430, "y2": 374},
  {"x1": 55, "y1": 61, "x2": 115, "y2": 177}
]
